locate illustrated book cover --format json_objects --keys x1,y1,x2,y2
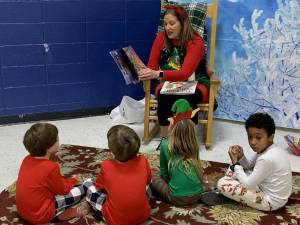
[
  {"x1": 160, "y1": 81, "x2": 198, "y2": 95},
  {"x1": 284, "y1": 135, "x2": 300, "y2": 155},
  {"x1": 110, "y1": 46, "x2": 146, "y2": 85}
]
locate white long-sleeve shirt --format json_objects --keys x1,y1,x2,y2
[{"x1": 235, "y1": 144, "x2": 292, "y2": 210}]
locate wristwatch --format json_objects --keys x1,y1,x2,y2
[
  {"x1": 230, "y1": 162, "x2": 241, "y2": 172},
  {"x1": 158, "y1": 71, "x2": 164, "y2": 79}
]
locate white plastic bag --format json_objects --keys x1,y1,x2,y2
[{"x1": 110, "y1": 96, "x2": 145, "y2": 124}]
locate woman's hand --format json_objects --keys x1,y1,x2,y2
[
  {"x1": 138, "y1": 68, "x2": 159, "y2": 81},
  {"x1": 228, "y1": 145, "x2": 244, "y2": 164}
]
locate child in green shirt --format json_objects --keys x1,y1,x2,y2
[{"x1": 151, "y1": 118, "x2": 203, "y2": 206}]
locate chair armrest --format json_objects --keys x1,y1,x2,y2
[
  {"x1": 210, "y1": 75, "x2": 220, "y2": 86},
  {"x1": 207, "y1": 69, "x2": 220, "y2": 86}
]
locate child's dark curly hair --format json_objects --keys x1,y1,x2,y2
[
  {"x1": 107, "y1": 125, "x2": 140, "y2": 162},
  {"x1": 245, "y1": 113, "x2": 275, "y2": 136}
]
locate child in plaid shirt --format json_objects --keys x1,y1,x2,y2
[{"x1": 16, "y1": 123, "x2": 91, "y2": 224}]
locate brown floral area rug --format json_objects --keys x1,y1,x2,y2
[{"x1": 1, "y1": 144, "x2": 300, "y2": 225}]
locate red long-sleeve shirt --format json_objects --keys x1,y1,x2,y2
[
  {"x1": 147, "y1": 32, "x2": 205, "y2": 81},
  {"x1": 16, "y1": 155, "x2": 78, "y2": 224},
  {"x1": 95, "y1": 155, "x2": 151, "y2": 225}
]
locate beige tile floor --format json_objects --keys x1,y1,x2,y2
[{"x1": 0, "y1": 115, "x2": 299, "y2": 192}]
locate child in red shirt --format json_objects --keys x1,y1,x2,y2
[
  {"x1": 16, "y1": 123, "x2": 91, "y2": 224},
  {"x1": 85, "y1": 125, "x2": 152, "y2": 225}
]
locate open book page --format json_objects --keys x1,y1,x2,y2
[
  {"x1": 160, "y1": 81, "x2": 198, "y2": 95},
  {"x1": 110, "y1": 46, "x2": 145, "y2": 85},
  {"x1": 122, "y1": 46, "x2": 146, "y2": 72},
  {"x1": 285, "y1": 135, "x2": 300, "y2": 148}
]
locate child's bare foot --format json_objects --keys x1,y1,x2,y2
[{"x1": 58, "y1": 201, "x2": 91, "y2": 221}]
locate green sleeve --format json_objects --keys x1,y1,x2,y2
[{"x1": 159, "y1": 138, "x2": 170, "y2": 182}]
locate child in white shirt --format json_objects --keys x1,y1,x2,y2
[{"x1": 217, "y1": 113, "x2": 292, "y2": 211}]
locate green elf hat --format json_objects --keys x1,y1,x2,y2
[
  {"x1": 171, "y1": 99, "x2": 192, "y2": 115},
  {"x1": 169, "y1": 99, "x2": 200, "y2": 128}
]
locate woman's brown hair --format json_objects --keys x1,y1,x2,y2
[
  {"x1": 23, "y1": 123, "x2": 58, "y2": 157},
  {"x1": 107, "y1": 125, "x2": 140, "y2": 162},
  {"x1": 163, "y1": 5, "x2": 196, "y2": 50}
]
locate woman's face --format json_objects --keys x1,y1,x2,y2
[{"x1": 164, "y1": 14, "x2": 182, "y2": 39}]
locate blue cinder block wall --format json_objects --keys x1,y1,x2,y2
[{"x1": 0, "y1": 0, "x2": 160, "y2": 119}]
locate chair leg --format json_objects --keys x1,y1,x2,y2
[
  {"x1": 205, "y1": 110, "x2": 213, "y2": 149},
  {"x1": 143, "y1": 120, "x2": 160, "y2": 143},
  {"x1": 149, "y1": 122, "x2": 160, "y2": 140},
  {"x1": 143, "y1": 116, "x2": 150, "y2": 142},
  {"x1": 202, "y1": 124, "x2": 211, "y2": 149},
  {"x1": 203, "y1": 123, "x2": 207, "y2": 143},
  {"x1": 205, "y1": 126, "x2": 212, "y2": 149},
  {"x1": 143, "y1": 83, "x2": 151, "y2": 142}
]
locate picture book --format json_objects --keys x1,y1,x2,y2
[
  {"x1": 110, "y1": 46, "x2": 146, "y2": 85},
  {"x1": 284, "y1": 135, "x2": 300, "y2": 156},
  {"x1": 160, "y1": 81, "x2": 198, "y2": 95}
]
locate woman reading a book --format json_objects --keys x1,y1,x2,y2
[{"x1": 138, "y1": 4, "x2": 210, "y2": 137}]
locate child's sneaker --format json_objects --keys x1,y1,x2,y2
[
  {"x1": 200, "y1": 189, "x2": 234, "y2": 206},
  {"x1": 58, "y1": 201, "x2": 91, "y2": 221}
]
